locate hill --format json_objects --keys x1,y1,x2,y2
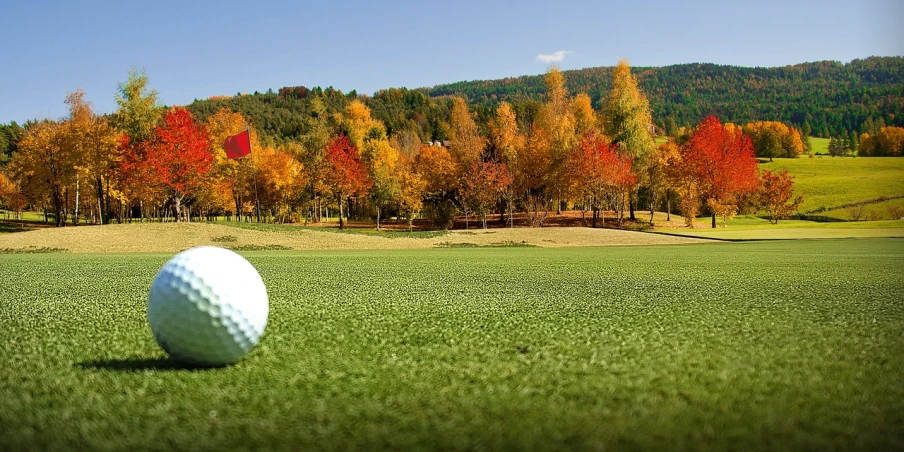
[
  {"x1": 762, "y1": 156, "x2": 904, "y2": 220},
  {"x1": 179, "y1": 57, "x2": 903, "y2": 148},
  {"x1": 423, "y1": 57, "x2": 903, "y2": 137}
]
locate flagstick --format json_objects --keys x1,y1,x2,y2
[{"x1": 247, "y1": 127, "x2": 262, "y2": 223}]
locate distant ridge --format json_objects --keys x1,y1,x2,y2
[
  {"x1": 420, "y1": 57, "x2": 904, "y2": 135},
  {"x1": 186, "y1": 57, "x2": 903, "y2": 144}
]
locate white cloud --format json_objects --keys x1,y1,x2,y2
[{"x1": 536, "y1": 50, "x2": 573, "y2": 63}]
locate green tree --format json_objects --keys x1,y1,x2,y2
[
  {"x1": 801, "y1": 121, "x2": 812, "y2": 154},
  {"x1": 849, "y1": 131, "x2": 858, "y2": 154},
  {"x1": 664, "y1": 116, "x2": 679, "y2": 137},
  {"x1": 113, "y1": 69, "x2": 162, "y2": 142},
  {"x1": 605, "y1": 59, "x2": 655, "y2": 220}
]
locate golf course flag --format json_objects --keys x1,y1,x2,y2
[{"x1": 224, "y1": 130, "x2": 252, "y2": 159}]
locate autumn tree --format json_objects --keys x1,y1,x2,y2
[
  {"x1": 675, "y1": 115, "x2": 759, "y2": 228},
  {"x1": 460, "y1": 160, "x2": 509, "y2": 229},
  {"x1": 397, "y1": 152, "x2": 427, "y2": 231},
  {"x1": 605, "y1": 59, "x2": 655, "y2": 220},
  {"x1": 255, "y1": 146, "x2": 305, "y2": 223},
  {"x1": 205, "y1": 108, "x2": 263, "y2": 221},
  {"x1": 564, "y1": 131, "x2": 622, "y2": 227},
  {"x1": 146, "y1": 107, "x2": 213, "y2": 221},
  {"x1": 758, "y1": 170, "x2": 803, "y2": 224},
  {"x1": 324, "y1": 135, "x2": 371, "y2": 229},
  {"x1": 572, "y1": 93, "x2": 597, "y2": 138},
  {"x1": 489, "y1": 102, "x2": 523, "y2": 226},
  {"x1": 859, "y1": 127, "x2": 904, "y2": 156},
  {"x1": 65, "y1": 90, "x2": 121, "y2": 224},
  {"x1": 448, "y1": 97, "x2": 485, "y2": 169},
  {"x1": 360, "y1": 132, "x2": 401, "y2": 229},
  {"x1": 113, "y1": 69, "x2": 162, "y2": 143},
  {"x1": 539, "y1": 67, "x2": 576, "y2": 215},
  {"x1": 743, "y1": 121, "x2": 804, "y2": 160},
  {"x1": 12, "y1": 120, "x2": 76, "y2": 226},
  {"x1": 0, "y1": 170, "x2": 26, "y2": 220},
  {"x1": 646, "y1": 141, "x2": 680, "y2": 225},
  {"x1": 415, "y1": 144, "x2": 458, "y2": 229},
  {"x1": 342, "y1": 100, "x2": 384, "y2": 151}
]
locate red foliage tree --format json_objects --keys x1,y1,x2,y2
[
  {"x1": 324, "y1": 135, "x2": 371, "y2": 229},
  {"x1": 565, "y1": 131, "x2": 636, "y2": 227},
  {"x1": 758, "y1": 169, "x2": 803, "y2": 224},
  {"x1": 146, "y1": 107, "x2": 213, "y2": 220},
  {"x1": 677, "y1": 115, "x2": 758, "y2": 227}
]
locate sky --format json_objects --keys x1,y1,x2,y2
[{"x1": 1, "y1": 0, "x2": 901, "y2": 123}]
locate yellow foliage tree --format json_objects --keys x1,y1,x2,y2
[
  {"x1": 860, "y1": 126, "x2": 904, "y2": 156},
  {"x1": 743, "y1": 121, "x2": 804, "y2": 160},
  {"x1": 342, "y1": 100, "x2": 385, "y2": 150},
  {"x1": 448, "y1": 97, "x2": 485, "y2": 169},
  {"x1": 605, "y1": 59, "x2": 655, "y2": 220},
  {"x1": 361, "y1": 137, "x2": 401, "y2": 229},
  {"x1": 11, "y1": 120, "x2": 76, "y2": 226},
  {"x1": 256, "y1": 146, "x2": 305, "y2": 223},
  {"x1": 205, "y1": 108, "x2": 262, "y2": 220}
]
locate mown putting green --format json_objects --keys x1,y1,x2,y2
[{"x1": 1, "y1": 239, "x2": 903, "y2": 450}]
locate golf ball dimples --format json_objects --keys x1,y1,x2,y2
[{"x1": 148, "y1": 246, "x2": 268, "y2": 366}]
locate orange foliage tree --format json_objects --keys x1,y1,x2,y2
[
  {"x1": 758, "y1": 170, "x2": 803, "y2": 224},
  {"x1": 460, "y1": 161, "x2": 510, "y2": 229},
  {"x1": 415, "y1": 144, "x2": 459, "y2": 229}
]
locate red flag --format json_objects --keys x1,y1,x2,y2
[{"x1": 224, "y1": 130, "x2": 251, "y2": 159}]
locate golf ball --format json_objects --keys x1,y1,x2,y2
[{"x1": 148, "y1": 246, "x2": 269, "y2": 366}]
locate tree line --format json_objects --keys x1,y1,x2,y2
[{"x1": 0, "y1": 63, "x2": 806, "y2": 229}]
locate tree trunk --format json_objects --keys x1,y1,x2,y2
[
  {"x1": 51, "y1": 188, "x2": 64, "y2": 227},
  {"x1": 72, "y1": 174, "x2": 80, "y2": 226},
  {"x1": 338, "y1": 195, "x2": 345, "y2": 230},
  {"x1": 666, "y1": 192, "x2": 671, "y2": 222},
  {"x1": 629, "y1": 195, "x2": 636, "y2": 221},
  {"x1": 175, "y1": 196, "x2": 182, "y2": 222},
  {"x1": 376, "y1": 205, "x2": 381, "y2": 230},
  {"x1": 482, "y1": 213, "x2": 487, "y2": 229},
  {"x1": 712, "y1": 213, "x2": 717, "y2": 229}
]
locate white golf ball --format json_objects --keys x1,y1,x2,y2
[{"x1": 148, "y1": 246, "x2": 269, "y2": 366}]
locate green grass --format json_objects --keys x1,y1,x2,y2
[
  {"x1": 759, "y1": 157, "x2": 904, "y2": 217},
  {"x1": 2, "y1": 240, "x2": 903, "y2": 450},
  {"x1": 809, "y1": 136, "x2": 830, "y2": 155},
  {"x1": 663, "y1": 216, "x2": 904, "y2": 240}
]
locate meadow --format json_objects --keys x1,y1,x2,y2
[
  {"x1": 809, "y1": 136, "x2": 830, "y2": 155},
  {"x1": 2, "y1": 239, "x2": 903, "y2": 450},
  {"x1": 761, "y1": 156, "x2": 904, "y2": 218}
]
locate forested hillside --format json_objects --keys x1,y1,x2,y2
[
  {"x1": 424, "y1": 57, "x2": 903, "y2": 138},
  {"x1": 176, "y1": 57, "x2": 904, "y2": 148}
]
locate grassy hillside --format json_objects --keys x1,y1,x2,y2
[
  {"x1": 763, "y1": 156, "x2": 904, "y2": 218},
  {"x1": 2, "y1": 239, "x2": 902, "y2": 450}
]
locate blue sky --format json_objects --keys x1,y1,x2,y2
[{"x1": 1, "y1": 0, "x2": 901, "y2": 123}]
